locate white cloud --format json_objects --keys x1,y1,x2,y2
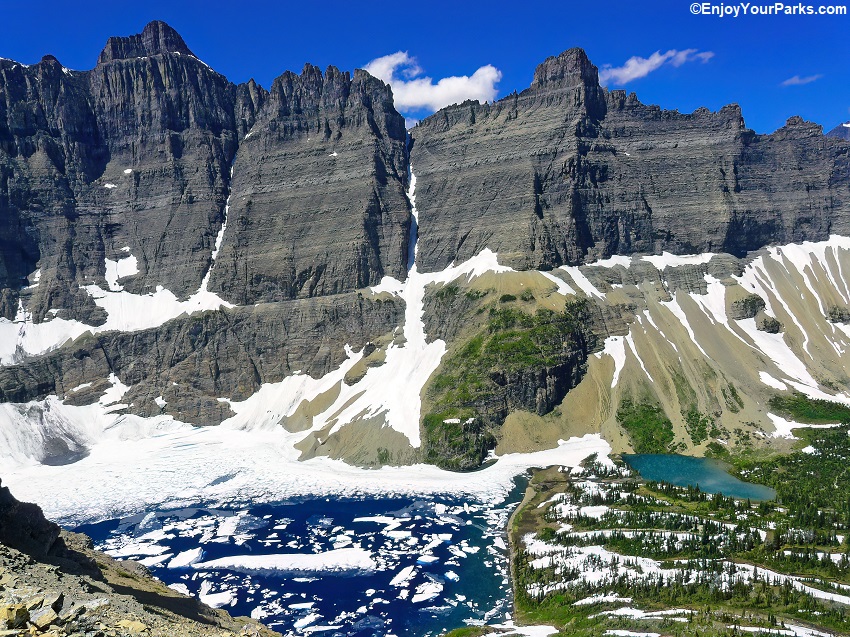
[
  {"x1": 599, "y1": 49, "x2": 714, "y2": 85},
  {"x1": 781, "y1": 74, "x2": 823, "y2": 86},
  {"x1": 363, "y1": 51, "x2": 501, "y2": 113}
]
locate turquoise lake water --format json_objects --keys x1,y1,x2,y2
[{"x1": 623, "y1": 454, "x2": 776, "y2": 501}]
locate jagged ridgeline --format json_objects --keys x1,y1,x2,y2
[{"x1": 2, "y1": 22, "x2": 850, "y2": 470}]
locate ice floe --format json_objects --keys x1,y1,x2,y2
[
  {"x1": 167, "y1": 547, "x2": 204, "y2": 568},
  {"x1": 198, "y1": 579, "x2": 236, "y2": 608},
  {"x1": 193, "y1": 547, "x2": 377, "y2": 575}
]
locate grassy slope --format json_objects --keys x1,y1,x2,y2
[{"x1": 423, "y1": 299, "x2": 593, "y2": 470}]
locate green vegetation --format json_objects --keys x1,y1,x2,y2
[
  {"x1": 497, "y1": 426, "x2": 850, "y2": 637},
  {"x1": 422, "y1": 410, "x2": 494, "y2": 471},
  {"x1": 827, "y1": 305, "x2": 850, "y2": 323},
  {"x1": 768, "y1": 392, "x2": 850, "y2": 423},
  {"x1": 499, "y1": 293, "x2": 517, "y2": 303},
  {"x1": 617, "y1": 398, "x2": 674, "y2": 453},
  {"x1": 423, "y1": 300, "x2": 595, "y2": 470},
  {"x1": 435, "y1": 284, "x2": 460, "y2": 301},
  {"x1": 683, "y1": 407, "x2": 721, "y2": 445},
  {"x1": 444, "y1": 627, "x2": 493, "y2": 637},
  {"x1": 758, "y1": 315, "x2": 782, "y2": 333},
  {"x1": 720, "y1": 383, "x2": 744, "y2": 413},
  {"x1": 520, "y1": 289, "x2": 535, "y2": 302},
  {"x1": 732, "y1": 425, "x2": 850, "y2": 516},
  {"x1": 705, "y1": 440, "x2": 729, "y2": 458}
]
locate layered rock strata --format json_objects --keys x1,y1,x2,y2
[{"x1": 409, "y1": 49, "x2": 850, "y2": 272}]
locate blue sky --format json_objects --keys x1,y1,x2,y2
[{"x1": 2, "y1": 0, "x2": 848, "y2": 133}]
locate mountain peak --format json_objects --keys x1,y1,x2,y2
[
  {"x1": 826, "y1": 121, "x2": 850, "y2": 141},
  {"x1": 530, "y1": 47, "x2": 599, "y2": 89},
  {"x1": 97, "y1": 20, "x2": 195, "y2": 64}
]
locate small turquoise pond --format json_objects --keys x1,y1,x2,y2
[{"x1": 623, "y1": 454, "x2": 776, "y2": 501}]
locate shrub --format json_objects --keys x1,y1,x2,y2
[{"x1": 617, "y1": 398, "x2": 675, "y2": 453}]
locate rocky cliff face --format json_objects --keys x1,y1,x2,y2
[
  {"x1": 208, "y1": 65, "x2": 409, "y2": 303},
  {"x1": 0, "y1": 21, "x2": 239, "y2": 324},
  {"x1": 0, "y1": 293, "x2": 401, "y2": 435},
  {"x1": 0, "y1": 20, "x2": 409, "y2": 324},
  {"x1": 828, "y1": 122, "x2": 850, "y2": 140},
  {"x1": 2, "y1": 28, "x2": 850, "y2": 474},
  {"x1": 0, "y1": 479, "x2": 61, "y2": 559},
  {"x1": 86, "y1": 24, "x2": 239, "y2": 300},
  {"x1": 409, "y1": 48, "x2": 850, "y2": 272}
]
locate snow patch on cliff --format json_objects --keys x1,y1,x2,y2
[
  {"x1": 0, "y1": 248, "x2": 233, "y2": 366},
  {"x1": 641, "y1": 252, "x2": 714, "y2": 269},
  {"x1": 350, "y1": 166, "x2": 513, "y2": 446},
  {"x1": 539, "y1": 271, "x2": 576, "y2": 296}
]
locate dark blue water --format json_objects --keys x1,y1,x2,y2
[
  {"x1": 623, "y1": 454, "x2": 776, "y2": 501},
  {"x1": 76, "y1": 486, "x2": 525, "y2": 636}
]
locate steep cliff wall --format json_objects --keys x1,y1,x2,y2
[
  {"x1": 409, "y1": 49, "x2": 850, "y2": 272},
  {"x1": 2, "y1": 29, "x2": 850, "y2": 471},
  {"x1": 208, "y1": 65, "x2": 410, "y2": 303},
  {"x1": 0, "y1": 21, "x2": 410, "y2": 324}
]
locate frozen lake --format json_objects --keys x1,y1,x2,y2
[{"x1": 76, "y1": 485, "x2": 525, "y2": 636}]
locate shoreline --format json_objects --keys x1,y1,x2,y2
[
  {"x1": 3, "y1": 430, "x2": 611, "y2": 526},
  {"x1": 505, "y1": 470, "x2": 540, "y2": 625}
]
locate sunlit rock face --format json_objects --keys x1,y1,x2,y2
[
  {"x1": 0, "y1": 21, "x2": 410, "y2": 323},
  {"x1": 409, "y1": 48, "x2": 850, "y2": 272},
  {"x1": 2, "y1": 27, "x2": 850, "y2": 479}
]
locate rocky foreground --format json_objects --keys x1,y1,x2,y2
[{"x1": 0, "y1": 480, "x2": 276, "y2": 637}]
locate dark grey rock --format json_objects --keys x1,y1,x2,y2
[
  {"x1": 97, "y1": 20, "x2": 195, "y2": 63},
  {"x1": 826, "y1": 122, "x2": 850, "y2": 140},
  {"x1": 0, "y1": 478, "x2": 60, "y2": 558},
  {"x1": 827, "y1": 305, "x2": 850, "y2": 323},
  {"x1": 409, "y1": 49, "x2": 850, "y2": 273},
  {"x1": 208, "y1": 65, "x2": 410, "y2": 303},
  {"x1": 0, "y1": 22, "x2": 237, "y2": 321},
  {"x1": 756, "y1": 310, "x2": 782, "y2": 333},
  {"x1": 0, "y1": 294, "x2": 402, "y2": 426},
  {"x1": 0, "y1": 21, "x2": 408, "y2": 323},
  {"x1": 730, "y1": 293, "x2": 766, "y2": 320}
]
